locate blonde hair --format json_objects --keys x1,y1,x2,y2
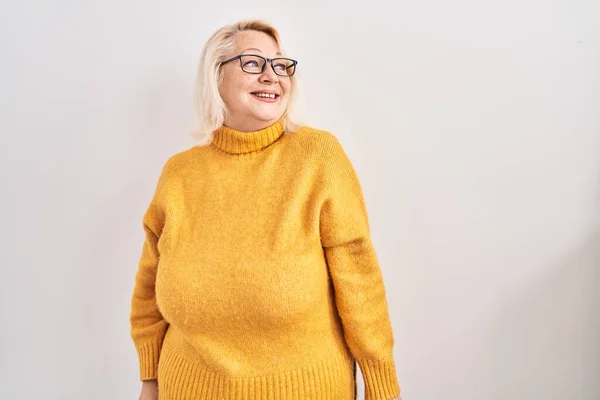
[{"x1": 192, "y1": 19, "x2": 302, "y2": 143}]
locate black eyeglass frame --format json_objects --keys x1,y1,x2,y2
[{"x1": 219, "y1": 54, "x2": 298, "y2": 77}]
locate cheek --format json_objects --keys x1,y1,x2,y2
[
  {"x1": 281, "y1": 81, "x2": 292, "y2": 96},
  {"x1": 280, "y1": 83, "x2": 292, "y2": 107},
  {"x1": 221, "y1": 74, "x2": 252, "y2": 104}
]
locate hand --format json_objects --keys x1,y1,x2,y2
[{"x1": 138, "y1": 379, "x2": 158, "y2": 400}]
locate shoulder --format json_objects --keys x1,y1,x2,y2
[
  {"x1": 156, "y1": 146, "x2": 200, "y2": 178},
  {"x1": 286, "y1": 125, "x2": 347, "y2": 158},
  {"x1": 147, "y1": 146, "x2": 200, "y2": 197},
  {"x1": 286, "y1": 125, "x2": 357, "y2": 183}
]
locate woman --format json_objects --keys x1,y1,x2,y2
[{"x1": 130, "y1": 19, "x2": 402, "y2": 400}]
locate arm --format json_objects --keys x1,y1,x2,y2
[
  {"x1": 130, "y1": 163, "x2": 171, "y2": 381},
  {"x1": 319, "y1": 135, "x2": 401, "y2": 400},
  {"x1": 138, "y1": 379, "x2": 158, "y2": 400}
]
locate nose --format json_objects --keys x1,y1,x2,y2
[{"x1": 259, "y1": 61, "x2": 279, "y2": 84}]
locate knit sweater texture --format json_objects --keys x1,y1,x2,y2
[{"x1": 129, "y1": 118, "x2": 401, "y2": 400}]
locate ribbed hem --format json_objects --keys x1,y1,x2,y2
[
  {"x1": 136, "y1": 341, "x2": 163, "y2": 381},
  {"x1": 357, "y1": 356, "x2": 401, "y2": 400},
  {"x1": 156, "y1": 345, "x2": 356, "y2": 400}
]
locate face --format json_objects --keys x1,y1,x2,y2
[{"x1": 219, "y1": 30, "x2": 292, "y2": 131}]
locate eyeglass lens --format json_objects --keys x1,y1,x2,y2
[{"x1": 239, "y1": 55, "x2": 296, "y2": 76}]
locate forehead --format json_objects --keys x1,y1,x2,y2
[{"x1": 234, "y1": 30, "x2": 281, "y2": 56}]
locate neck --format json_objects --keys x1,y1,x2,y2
[{"x1": 223, "y1": 115, "x2": 281, "y2": 132}]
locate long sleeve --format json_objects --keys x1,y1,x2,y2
[
  {"x1": 129, "y1": 162, "x2": 171, "y2": 381},
  {"x1": 319, "y1": 136, "x2": 401, "y2": 400}
]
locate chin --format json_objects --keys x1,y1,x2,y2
[{"x1": 251, "y1": 109, "x2": 284, "y2": 122}]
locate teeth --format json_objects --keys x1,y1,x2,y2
[{"x1": 253, "y1": 93, "x2": 276, "y2": 99}]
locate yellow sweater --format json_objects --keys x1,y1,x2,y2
[{"x1": 129, "y1": 118, "x2": 401, "y2": 400}]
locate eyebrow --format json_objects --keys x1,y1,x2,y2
[{"x1": 241, "y1": 47, "x2": 282, "y2": 56}]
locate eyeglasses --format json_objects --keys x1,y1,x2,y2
[{"x1": 220, "y1": 54, "x2": 298, "y2": 77}]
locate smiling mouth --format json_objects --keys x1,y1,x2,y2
[{"x1": 251, "y1": 92, "x2": 279, "y2": 100}]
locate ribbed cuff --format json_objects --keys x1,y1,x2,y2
[
  {"x1": 135, "y1": 341, "x2": 163, "y2": 381},
  {"x1": 357, "y1": 355, "x2": 401, "y2": 400}
]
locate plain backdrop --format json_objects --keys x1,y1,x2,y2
[{"x1": 1, "y1": 1, "x2": 598, "y2": 399}]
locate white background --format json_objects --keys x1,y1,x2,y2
[{"x1": 1, "y1": 0, "x2": 598, "y2": 399}]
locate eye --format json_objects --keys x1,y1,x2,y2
[
  {"x1": 243, "y1": 60, "x2": 259, "y2": 68},
  {"x1": 273, "y1": 62, "x2": 287, "y2": 71}
]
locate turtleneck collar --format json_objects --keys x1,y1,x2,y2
[{"x1": 211, "y1": 118, "x2": 285, "y2": 155}]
